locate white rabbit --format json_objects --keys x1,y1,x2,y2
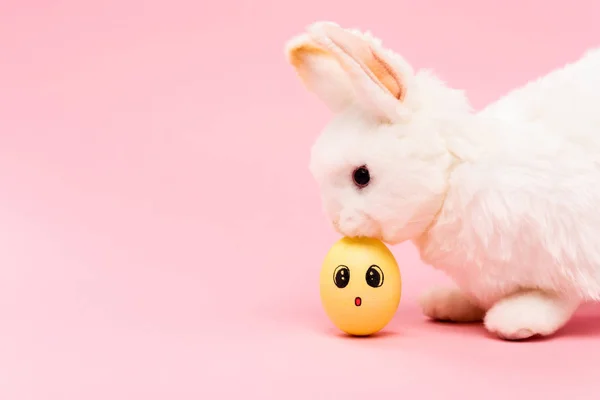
[{"x1": 285, "y1": 21, "x2": 600, "y2": 340}]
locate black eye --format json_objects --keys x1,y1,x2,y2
[
  {"x1": 333, "y1": 265, "x2": 350, "y2": 288},
  {"x1": 352, "y1": 166, "x2": 370, "y2": 188},
  {"x1": 365, "y1": 265, "x2": 384, "y2": 288}
]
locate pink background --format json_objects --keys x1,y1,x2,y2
[{"x1": 1, "y1": 0, "x2": 600, "y2": 398}]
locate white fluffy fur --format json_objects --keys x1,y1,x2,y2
[{"x1": 286, "y1": 21, "x2": 600, "y2": 340}]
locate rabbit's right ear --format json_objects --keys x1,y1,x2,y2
[{"x1": 285, "y1": 33, "x2": 356, "y2": 113}]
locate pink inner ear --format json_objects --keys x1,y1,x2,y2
[{"x1": 320, "y1": 25, "x2": 404, "y2": 100}]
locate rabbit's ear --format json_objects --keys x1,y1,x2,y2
[
  {"x1": 285, "y1": 33, "x2": 357, "y2": 112},
  {"x1": 287, "y1": 22, "x2": 411, "y2": 122},
  {"x1": 307, "y1": 22, "x2": 411, "y2": 122}
]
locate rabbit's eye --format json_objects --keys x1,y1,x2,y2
[{"x1": 352, "y1": 166, "x2": 370, "y2": 188}]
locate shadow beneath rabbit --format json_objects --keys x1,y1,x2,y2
[
  {"x1": 422, "y1": 303, "x2": 600, "y2": 342},
  {"x1": 421, "y1": 317, "x2": 485, "y2": 338},
  {"x1": 554, "y1": 303, "x2": 600, "y2": 339}
]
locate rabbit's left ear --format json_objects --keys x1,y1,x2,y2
[
  {"x1": 285, "y1": 32, "x2": 357, "y2": 113},
  {"x1": 286, "y1": 22, "x2": 412, "y2": 122}
]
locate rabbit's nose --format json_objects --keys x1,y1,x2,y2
[{"x1": 332, "y1": 216, "x2": 341, "y2": 230}]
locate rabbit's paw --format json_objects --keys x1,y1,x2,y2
[
  {"x1": 419, "y1": 286, "x2": 485, "y2": 322},
  {"x1": 484, "y1": 290, "x2": 579, "y2": 340}
]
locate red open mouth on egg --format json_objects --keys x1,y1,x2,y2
[{"x1": 355, "y1": 297, "x2": 362, "y2": 307}]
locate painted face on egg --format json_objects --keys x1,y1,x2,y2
[
  {"x1": 332, "y1": 264, "x2": 385, "y2": 308},
  {"x1": 320, "y1": 237, "x2": 402, "y2": 336}
]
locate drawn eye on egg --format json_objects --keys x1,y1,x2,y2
[
  {"x1": 365, "y1": 265, "x2": 384, "y2": 288},
  {"x1": 333, "y1": 265, "x2": 350, "y2": 288}
]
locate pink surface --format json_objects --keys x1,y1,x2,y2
[{"x1": 2, "y1": 0, "x2": 600, "y2": 398}]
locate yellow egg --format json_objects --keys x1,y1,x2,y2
[{"x1": 320, "y1": 236, "x2": 402, "y2": 336}]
